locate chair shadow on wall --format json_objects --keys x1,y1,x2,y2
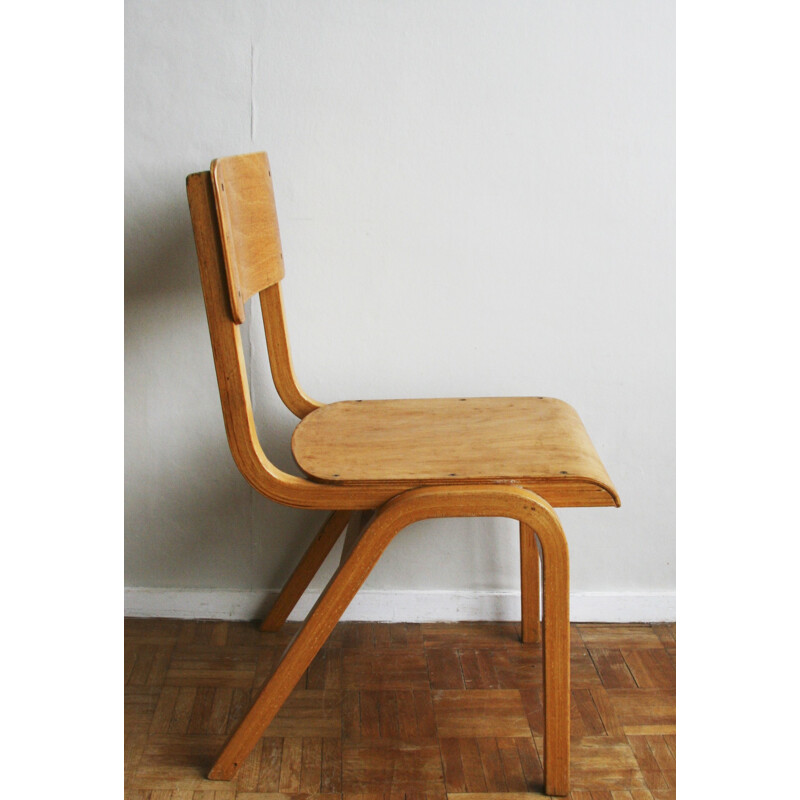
[{"x1": 125, "y1": 193, "x2": 332, "y2": 601}]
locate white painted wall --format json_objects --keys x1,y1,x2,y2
[{"x1": 125, "y1": 0, "x2": 675, "y2": 621}]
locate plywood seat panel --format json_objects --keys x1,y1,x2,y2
[{"x1": 292, "y1": 397, "x2": 619, "y2": 508}]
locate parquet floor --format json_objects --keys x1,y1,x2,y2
[{"x1": 125, "y1": 619, "x2": 675, "y2": 800}]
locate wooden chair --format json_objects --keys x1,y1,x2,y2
[{"x1": 186, "y1": 151, "x2": 619, "y2": 796}]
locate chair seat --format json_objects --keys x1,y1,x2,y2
[{"x1": 292, "y1": 397, "x2": 619, "y2": 508}]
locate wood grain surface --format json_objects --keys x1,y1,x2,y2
[
  {"x1": 125, "y1": 618, "x2": 676, "y2": 798},
  {"x1": 210, "y1": 152, "x2": 285, "y2": 323},
  {"x1": 291, "y1": 398, "x2": 619, "y2": 508},
  {"x1": 186, "y1": 152, "x2": 623, "y2": 796}
]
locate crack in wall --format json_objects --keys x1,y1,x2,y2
[{"x1": 250, "y1": 40, "x2": 256, "y2": 142}]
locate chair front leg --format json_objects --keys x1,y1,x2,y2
[
  {"x1": 535, "y1": 504, "x2": 570, "y2": 796},
  {"x1": 520, "y1": 521, "x2": 541, "y2": 643}
]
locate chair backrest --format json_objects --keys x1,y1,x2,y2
[
  {"x1": 187, "y1": 153, "x2": 388, "y2": 511},
  {"x1": 211, "y1": 152, "x2": 285, "y2": 324},
  {"x1": 200, "y1": 152, "x2": 319, "y2": 418}
]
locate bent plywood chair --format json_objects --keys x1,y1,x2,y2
[{"x1": 186, "y1": 151, "x2": 619, "y2": 796}]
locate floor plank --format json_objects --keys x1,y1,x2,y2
[{"x1": 125, "y1": 619, "x2": 676, "y2": 797}]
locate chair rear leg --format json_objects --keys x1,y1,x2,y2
[
  {"x1": 260, "y1": 510, "x2": 352, "y2": 631},
  {"x1": 520, "y1": 521, "x2": 541, "y2": 643},
  {"x1": 339, "y1": 509, "x2": 373, "y2": 565}
]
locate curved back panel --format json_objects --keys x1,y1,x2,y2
[
  {"x1": 187, "y1": 167, "x2": 383, "y2": 510},
  {"x1": 211, "y1": 152, "x2": 285, "y2": 323}
]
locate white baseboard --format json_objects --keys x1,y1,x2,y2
[{"x1": 124, "y1": 587, "x2": 675, "y2": 623}]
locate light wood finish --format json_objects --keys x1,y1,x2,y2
[
  {"x1": 259, "y1": 284, "x2": 321, "y2": 419},
  {"x1": 292, "y1": 398, "x2": 619, "y2": 508},
  {"x1": 188, "y1": 163, "x2": 619, "y2": 508},
  {"x1": 186, "y1": 151, "x2": 621, "y2": 795},
  {"x1": 125, "y1": 619, "x2": 676, "y2": 797},
  {"x1": 188, "y1": 169, "x2": 415, "y2": 511},
  {"x1": 207, "y1": 485, "x2": 571, "y2": 795},
  {"x1": 260, "y1": 510, "x2": 352, "y2": 632},
  {"x1": 340, "y1": 509, "x2": 373, "y2": 566},
  {"x1": 210, "y1": 152, "x2": 285, "y2": 323},
  {"x1": 520, "y1": 522, "x2": 541, "y2": 644}
]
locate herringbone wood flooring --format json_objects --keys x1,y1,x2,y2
[{"x1": 124, "y1": 619, "x2": 675, "y2": 799}]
